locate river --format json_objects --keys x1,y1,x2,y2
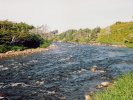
[{"x1": 0, "y1": 42, "x2": 133, "y2": 100}]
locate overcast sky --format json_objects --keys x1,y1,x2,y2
[{"x1": 0, "y1": 0, "x2": 133, "y2": 32}]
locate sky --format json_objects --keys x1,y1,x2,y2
[{"x1": 0, "y1": 0, "x2": 133, "y2": 32}]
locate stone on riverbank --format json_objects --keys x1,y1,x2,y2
[
  {"x1": 96, "y1": 82, "x2": 111, "y2": 89},
  {"x1": 85, "y1": 95, "x2": 91, "y2": 100},
  {"x1": 96, "y1": 85, "x2": 104, "y2": 89},
  {"x1": 101, "y1": 82, "x2": 111, "y2": 87}
]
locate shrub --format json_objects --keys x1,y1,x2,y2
[
  {"x1": 11, "y1": 45, "x2": 27, "y2": 51},
  {"x1": 0, "y1": 45, "x2": 11, "y2": 53},
  {"x1": 0, "y1": 20, "x2": 51, "y2": 53},
  {"x1": 40, "y1": 40, "x2": 51, "y2": 48}
]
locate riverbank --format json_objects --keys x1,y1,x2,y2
[
  {"x1": 0, "y1": 42, "x2": 125, "y2": 60},
  {"x1": 0, "y1": 44, "x2": 57, "y2": 60},
  {"x1": 86, "y1": 42, "x2": 126, "y2": 48},
  {"x1": 91, "y1": 71, "x2": 133, "y2": 100},
  {"x1": 58, "y1": 41, "x2": 126, "y2": 48}
]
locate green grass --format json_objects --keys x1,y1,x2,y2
[
  {"x1": 94, "y1": 72, "x2": 133, "y2": 100},
  {"x1": 40, "y1": 40, "x2": 51, "y2": 48},
  {"x1": 97, "y1": 21, "x2": 133, "y2": 47},
  {"x1": 0, "y1": 45, "x2": 27, "y2": 53},
  {"x1": 11, "y1": 45, "x2": 27, "y2": 51},
  {"x1": 124, "y1": 43, "x2": 133, "y2": 48}
]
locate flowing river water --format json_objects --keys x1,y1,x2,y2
[{"x1": 0, "y1": 42, "x2": 133, "y2": 100}]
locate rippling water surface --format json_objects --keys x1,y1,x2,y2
[{"x1": 0, "y1": 42, "x2": 133, "y2": 100}]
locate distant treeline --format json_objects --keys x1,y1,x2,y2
[
  {"x1": 52, "y1": 27, "x2": 101, "y2": 43},
  {"x1": 0, "y1": 20, "x2": 51, "y2": 53},
  {"x1": 52, "y1": 21, "x2": 133, "y2": 47}
]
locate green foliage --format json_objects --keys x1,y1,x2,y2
[
  {"x1": 11, "y1": 46, "x2": 27, "y2": 51},
  {"x1": 94, "y1": 72, "x2": 133, "y2": 100},
  {"x1": 0, "y1": 45, "x2": 11, "y2": 53},
  {"x1": 125, "y1": 43, "x2": 133, "y2": 48},
  {"x1": 40, "y1": 40, "x2": 51, "y2": 48},
  {"x1": 97, "y1": 21, "x2": 133, "y2": 47},
  {"x1": 15, "y1": 33, "x2": 44, "y2": 48},
  {"x1": 0, "y1": 20, "x2": 51, "y2": 53},
  {"x1": 53, "y1": 27, "x2": 101, "y2": 43}
]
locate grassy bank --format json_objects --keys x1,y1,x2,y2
[
  {"x1": 97, "y1": 21, "x2": 133, "y2": 48},
  {"x1": 94, "y1": 72, "x2": 133, "y2": 100}
]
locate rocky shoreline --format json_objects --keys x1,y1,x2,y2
[
  {"x1": 0, "y1": 44, "x2": 57, "y2": 60},
  {"x1": 58, "y1": 41, "x2": 126, "y2": 48}
]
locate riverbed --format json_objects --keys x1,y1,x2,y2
[{"x1": 0, "y1": 42, "x2": 133, "y2": 100}]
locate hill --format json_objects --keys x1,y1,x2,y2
[{"x1": 97, "y1": 21, "x2": 133, "y2": 47}]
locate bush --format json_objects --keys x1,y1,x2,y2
[
  {"x1": 11, "y1": 46, "x2": 27, "y2": 51},
  {"x1": 0, "y1": 45, "x2": 11, "y2": 53},
  {"x1": 40, "y1": 40, "x2": 51, "y2": 48}
]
